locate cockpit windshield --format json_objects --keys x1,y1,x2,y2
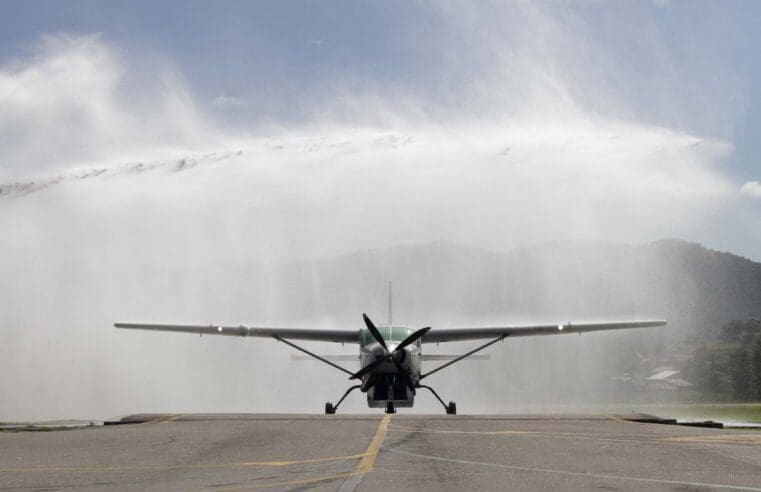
[{"x1": 360, "y1": 326, "x2": 417, "y2": 346}]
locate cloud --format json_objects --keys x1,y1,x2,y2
[
  {"x1": 740, "y1": 181, "x2": 761, "y2": 198},
  {"x1": 0, "y1": 118, "x2": 733, "y2": 257},
  {"x1": 0, "y1": 34, "x2": 220, "y2": 176},
  {"x1": 0, "y1": 28, "x2": 737, "y2": 256}
]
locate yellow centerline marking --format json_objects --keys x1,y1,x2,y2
[
  {"x1": 215, "y1": 470, "x2": 366, "y2": 491},
  {"x1": 387, "y1": 423, "x2": 538, "y2": 436},
  {"x1": 2, "y1": 415, "x2": 396, "y2": 491},
  {"x1": 356, "y1": 413, "x2": 391, "y2": 473},
  {"x1": 386, "y1": 423, "x2": 761, "y2": 447},
  {"x1": 219, "y1": 413, "x2": 392, "y2": 491},
  {"x1": 664, "y1": 434, "x2": 761, "y2": 445},
  {"x1": 0, "y1": 452, "x2": 372, "y2": 473}
]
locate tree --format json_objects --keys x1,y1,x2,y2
[{"x1": 751, "y1": 337, "x2": 761, "y2": 401}]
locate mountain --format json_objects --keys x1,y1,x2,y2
[
  {"x1": 155, "y1": 238, "x2": 759, "y2": 403},
  {"x1": 192, "y1": 239, "x2": 761, "y2": 337}
]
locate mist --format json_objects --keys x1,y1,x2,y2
[{"x1": 0, "y1": 4, "x2": 753, "y2": 420}]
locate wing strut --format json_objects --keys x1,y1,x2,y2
[
  {"x1": 273, "y1": 336, "x2": 354, "y2": 376},
  {"x1": 420, "y1": 335, "x2": 505, "y2": 380}
]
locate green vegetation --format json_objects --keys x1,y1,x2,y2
[
  {"x1": 635, "y1": 403, "x2": 761, "y2": 423},
  {"x1": 685, "y1": 319, "x2": 761, "y2": 402}
]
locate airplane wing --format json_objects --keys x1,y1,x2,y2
[
  {"x1": 114, "y1": 322, "x2": 360, "y2": 343},
  {"x1": 422, "y1": 320, "x2": 665, "y2": 343}
]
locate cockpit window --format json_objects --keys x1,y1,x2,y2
[{"x1": 360, "y1": 326, "x2": 417, "y2": 345}]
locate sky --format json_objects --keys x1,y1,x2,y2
[{"x1": 1, "y1": 0, "x2": 760, "y2": 258}]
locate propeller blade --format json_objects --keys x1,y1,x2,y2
[
  {"x1": 363, "y1": 313, "x2": 388, "y2": 351},
  {"x1": 394, "y1": 327, "x2": 430, "y2": 352},
  {"x1": 392, "y1": 358, "x2": 417, "y2": 394},
  {"x1": 349, "y1": 357, "x2": 385, "y2": 380}
]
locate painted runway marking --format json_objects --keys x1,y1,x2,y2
[
  {"x1": 0, "y1": 452, "x2": 372, "y2": 473},
  {"x1": 386, "y1": 423, "x2": 761, "y2": 447},
  {"x1": 385, "y1": 446, "x2": 761, "y2": 492},
  {"x1": 1, "y1": 416, "x2": 393, "y2": 491},
  {"x1": 215, "y1": 470, "x2": 365, "y2": 491},
  {"x1": 214, "y1": 414, "x2": 392, "y2": 491},
  {"x1": 356, "y1": 413, "x2": 391, "y2": 473},
  {"x1": 338, "y1": 413, "x2": 391, "y2": 492},
  {"x1": 665, "y1": 434, "x2": 761, "y2": 445}
]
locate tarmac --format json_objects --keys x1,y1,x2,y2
[{"x1": 2, "y1": 413, "x2": 761, "y2": 491}]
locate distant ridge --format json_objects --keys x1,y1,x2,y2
[{"x1": 199, "y1": 238, "x2": 761, "y2": 337}]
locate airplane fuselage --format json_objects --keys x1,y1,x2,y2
[{"x1": 359, "y1": 326, "x2": 421, "y2": 408}]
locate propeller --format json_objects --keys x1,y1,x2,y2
[
  {"x1": 363, "y1": 313, "x2": 388, "y2": 351},
  {"x1": 351, "y1": 313, "x2": 430, "y2": 394}
]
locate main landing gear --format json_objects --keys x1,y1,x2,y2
[
  {"x1": 419, "y1": 385, "x2": 457, "y2": 415},
  {"x1": 325, "y1": 383, "x2": 456, "y2": 415},
  {"x1": 325, "y1": 385, "x2": 361, "y2": 414}
]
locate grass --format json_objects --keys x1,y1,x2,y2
[{"x1": 632, "y1": 403, "x2": 761, "y2": 423}]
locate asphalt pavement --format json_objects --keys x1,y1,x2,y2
[{"x1": 2, "y1": 413, "x2": 761, "y2": 491}]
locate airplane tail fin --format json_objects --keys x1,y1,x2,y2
[{"x1": 388, "y1": 281, "x2": 393, "y2": 325}]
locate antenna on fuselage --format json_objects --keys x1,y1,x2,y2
[{"x1": 388, "y1": 280, "x2": 393, "y2": 326}]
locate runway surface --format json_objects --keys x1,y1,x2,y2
[{"x1": 2, "y1": 413, "x2": 761, "y2": 491}]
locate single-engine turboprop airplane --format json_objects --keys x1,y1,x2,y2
[{"x1": 115, "y1": 291, "x2": 665, "y2": 414}]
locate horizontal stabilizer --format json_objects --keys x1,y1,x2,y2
[
  {"x1": 289, "y1": 354, "x2": 490, "y2": 362},
  {"x1": 422, "y1": 354, "x2": 490, "y2": 361},
  {"x1": 290, "y1": 354, "x2": 359, "y2": 361}
]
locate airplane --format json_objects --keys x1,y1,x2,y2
[{"x1": 114, "y1": 286, "x2": 665, "y2": 414}]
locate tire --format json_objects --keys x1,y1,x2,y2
[
  {"x1": 446, "y1": 402, "x2": 457, "y2": 415},
  {"x1": 325, "y1": 402, "x2": 335, "y2": 414},
  {"x1": 386, "y1": 401, "x2": 396, "y2": 414}
]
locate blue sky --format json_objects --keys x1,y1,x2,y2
[{"x1": 1, "y1": 1, "x2": 760, "y2": 258}]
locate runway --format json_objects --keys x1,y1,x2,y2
[{"x1": 2, "y1": 414, "x2": 761, "y2": 491}]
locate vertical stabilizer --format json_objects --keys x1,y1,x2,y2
[{"x1": 388, "y1": 281, "x2": 393, "y2": 325}]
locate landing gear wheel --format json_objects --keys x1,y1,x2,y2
[
  {"x1": 325, "y1": 402, "x2": 335, "y2": 414},
  {"x1": 446, "y1": 401, "x2": 457, "y2": 415},
  {"x1": 386, "y1": 401, "x2": 396, "y2": 414}
]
